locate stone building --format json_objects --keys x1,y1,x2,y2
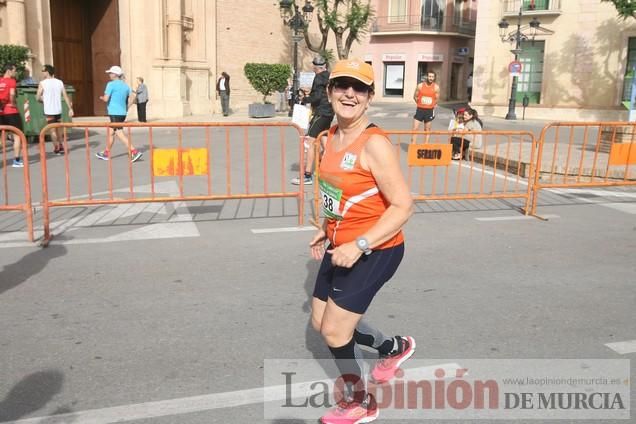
[
  {"x1": 0, "y1": 0, "x2": 365, "y2": 119},
  {"x1": 472, "y1": 0, "x2": 635, "y2": 121},
  {"x1": 361, "y1": 0, "x2": 477, "y2": 103}
]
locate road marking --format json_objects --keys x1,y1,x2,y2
[
  {"x1": 549, "y1": 188, "x2": 636, "y2": 215},
  {"x1": 454, "y1": 161, "x2": 529, "y2": 185},
  {"x1": 601, "y1": 202, "x2": 636, "y2": 215},
  {"x1": 605, "y1": 340, "x2": 636, "y2": 355},
  {"x1": 2, "y1": 363, "x2": 463, "y2": 424},
  {"x1": 551, "y1": 188, "x2": 636, "y2": 199},
  {"x1": 251, "y1": 226, "x2": 316, "y2": 234},
  {"x1": 475, "y1": 214, "x2": 560, "y2": 222},
  {"x1": 0, "y1": 181, "x2": 200, "y2": 248}
]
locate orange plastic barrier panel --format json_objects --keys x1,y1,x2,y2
[
  {"x1": 0, "y1": 126, "x2": 34, "y2": 241},
  {"x1": 38, "y1": 122, "x2": 306, "y2": 244},
  {"x1": 530, "y1": 122, "x2": 636, "y2": 215},
  {"x1": 311, "y1": 129, "x2": 537, "y2": 222}
]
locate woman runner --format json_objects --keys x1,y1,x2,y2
[{"x1": 309, "y1": 59, "x2": 416, "y2": 424}]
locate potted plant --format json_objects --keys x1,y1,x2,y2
[{"x1": 244, "y1": 63, "x2": 291, "y2": 118}]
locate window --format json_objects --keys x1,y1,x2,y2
[
  {"x1": 384, "y1": 63, "x2": 405, "y2": 97},
  {"x1": 516, "y1": 41, "x2": 544, "y2": 104},
  {"x1": 388, "y1": 0, "x2": 407, "y2": 23},
  {"x1": 453, "y1": 0, "x2": 464, "y2": 24},
  {"x1": 421, "y1": 0, "x2": 445, "y2": 30},
  {"x1": 622, "y1": 38, "x2": 636, "y2": 104},
  {"x1": 523, "y1": 0, "x2": 550, "y2": 11}
]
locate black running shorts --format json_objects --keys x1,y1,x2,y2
[
  {"x1": 46, "y1": 114, "x2": 61, "y2": 124},
  {"x1": 0, "y1": 113, "x2": 23, "y2": 131},
  {"x1": 307, "y1": 114, "x2": 334, "y2": 138},
  {"x1": 414, "y1": 108, "x2": 435, "y2": 123},
  {"x1": 312, "y1": 243, "x2": 404, "y2": 314},
  {"x1": 109, "y1": 115, "x2": 126, "y2": 131}
]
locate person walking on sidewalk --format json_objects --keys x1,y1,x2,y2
[
  {"x1": 291, "y1": 56, "x2": 334, "y2": 186},
  {"x1": 134, "y1": 76, "x2": 149, "y2": 122},
  {"x1": 411, "y1": 71, "x2": 439, "y2": 143},
  {"x1": 309, "y1": 59, "x2": 415, "y2": 424},
  {"x1": 0, "y1": 64, "x2": 25, "y2": 167},
  {"x1": 37, "y1": 64, "x2": 74, "y2": 155},
  {"x1": 96, "y1": 66, "x2": 142, "y2": 162},
  {"x1": 216, "y1": 72, "x2": 230, "y2": 116}
]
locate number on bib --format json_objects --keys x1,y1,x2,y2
[
  {"x1": 420, "y1": 96, "x2": 433, "y2": 106},
  {"x1": 318, "y1": 179, "x2": 343, "y2": 220}
]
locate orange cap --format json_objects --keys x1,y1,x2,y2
[{"x1": 329, "y1": 59, "x2": 374, "y2": 86}]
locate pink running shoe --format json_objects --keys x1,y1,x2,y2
[
  {"x1": 321, "y1": 393, "x2": 378, "y2": 424},
  {"x1": 370, "y1": 336, "x2": 416, "y2": 384}
]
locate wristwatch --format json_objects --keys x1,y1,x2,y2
[{"x1": 355, "y1": 236, "x2": 373, "y2": 255}]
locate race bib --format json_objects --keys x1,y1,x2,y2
[
  {"x1": 420, "y1": 96, "x2": 433, "y2": 106},
  {"x1": 319, "y1": 179, "x2": 343, "y2": 220}
]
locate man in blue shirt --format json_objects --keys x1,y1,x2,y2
[{"x1": 96, "y1": 66, "x2": 142, "y2": 162}]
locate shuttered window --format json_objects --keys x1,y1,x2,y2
[
  {"x1": 516, "y1": 41, "x2": 544, "y2": 104},
  {"x1": 388, "y1": 0, "x2": 407, "y2": 23},
  {"x1": 622, "y1": 38, "x2": 636, "y2": 103}
]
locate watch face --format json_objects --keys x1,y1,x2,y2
[{"x1": 357, "y1": 237, "x2": 369, "y2": 250}]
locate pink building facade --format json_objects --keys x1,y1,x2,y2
[{"x1": 361, "y1": 0, "x2": 477, "y2": 103}]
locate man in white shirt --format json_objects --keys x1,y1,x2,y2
[{"x1": 37, "y1": 64, "x2": 73, "y2": 154}]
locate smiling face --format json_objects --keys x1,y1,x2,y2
[{"x1": 328, "y1": 77, "x2": 374, "y2": 122}]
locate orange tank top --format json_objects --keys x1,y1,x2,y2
[
  {"x1": 416, "y1": 82, "x2": 437, "y2": 110},
  {"x1": 318, "y1": 125, "x2": 404, "y2": 249}
]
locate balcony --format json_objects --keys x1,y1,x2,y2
[
  {"x1": 450, "y1": 16, "x2": 477, "y2": 35},
  {"x1": 372, "y1": 14, "x2": 476, "y2": 36},
  {"x1": 503, "y1": 0, "x2": 562, "y2": 16}
]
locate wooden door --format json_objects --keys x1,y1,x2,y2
[
  {"x1": 50, "y1": 0, "x2": 120, "y2": 116},
  {"x1": 50, "y1": 0, "x2": 93, "y2": 116}
]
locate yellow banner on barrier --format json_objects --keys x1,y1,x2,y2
[
  {"x1": 609, "y1": 143, "x2": 636, "y2": 166},
  {"x1": 152, "y1": 148, "x2": 209, "y2": 176},
  {"x1": 407, "y1": 144, "x2": 452, "y2": 166}
]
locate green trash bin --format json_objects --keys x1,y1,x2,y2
[{"x1": 16, "y1": 84, "x2": 74, "y2": 143}]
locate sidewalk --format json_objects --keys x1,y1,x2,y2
[{"x1": 72, "y1": 102, "x2": 556, "y2": 133}]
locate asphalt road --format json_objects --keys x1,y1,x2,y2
[{"x1": 0, "y1": 105, "x2": 634, "y2": 423}]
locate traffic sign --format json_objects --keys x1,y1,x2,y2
[{"x1": 508, "y1": 61, "x2": 522, "y2": 76}]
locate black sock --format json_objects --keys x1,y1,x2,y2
[
  {"x1": 304, "y1": 172, "x2": 312, "y2": 178},
  {"x1": 377, "y1": 337, "x2": 396, "y2": 356},
  {"x1": 329, "y1": 338, "x2": 366, "y2": 403}
]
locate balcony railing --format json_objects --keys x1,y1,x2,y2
[
  {"x1": 450, "y1": 16, "x2": 477, "y2": 35},
  {"x1": 372, "y1": 14, "x2": 476, "y2": 35},
  {"x1": 503, "y1": 0, "x2": 562, "y2": 16}
]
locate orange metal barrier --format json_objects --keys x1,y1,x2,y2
[
  {"x1": 530, "y1": 122, "x2": 636, "y2": 215},
  {"x1": 312, "y1": 129, "x2": 537, "y2": 222},
  {"x1": 39, "y1": 122, "x2": 306, "y2": 244},
  {"x1": 0, "y1": 126, "x2": 34, "y2": 241}
]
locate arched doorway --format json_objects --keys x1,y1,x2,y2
[{"x1": 50, "y1": 0, "x2": 120, "y2": 116}]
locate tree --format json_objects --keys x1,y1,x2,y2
[
  {"x1": 244, "y1": 63, "x2": 292, "y2": 103},
  {"x1": 602, "y1": 0, "x2": 636, "y2": 19},
  {"x1": 0, "y1": 45, "x2": 30, "y2": 81},
  {"x1": 302, "y1": 0, "x2": 374, "y2": 60}
]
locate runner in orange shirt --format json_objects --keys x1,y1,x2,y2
[
  {"x1": 411, "y1": 71, "x2": 440, "y2": 143},
  {"x1": 308, "y1": 59, "x2": 415, "y2": 424}
]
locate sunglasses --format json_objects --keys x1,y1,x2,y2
[{"x1": 331, "y1": 78, "x2": 371, "y2": 94}]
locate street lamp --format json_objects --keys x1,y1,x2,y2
[
  {"x1": 497, "y1": 7, "x2": 541, "y2": 120},
  {"x1": 279, "y1": 0, "x2": 314, "y2": 115}
]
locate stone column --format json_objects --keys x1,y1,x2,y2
[
  {"x1": 153, "y1": 0, "x2": 188, "y2": 117},
  {"x1": 166, "y1": 0, "x2": 183, "y2": 61},
  {"x1": 6, "y1": 0, "x2": 28, "y2": 46}
]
